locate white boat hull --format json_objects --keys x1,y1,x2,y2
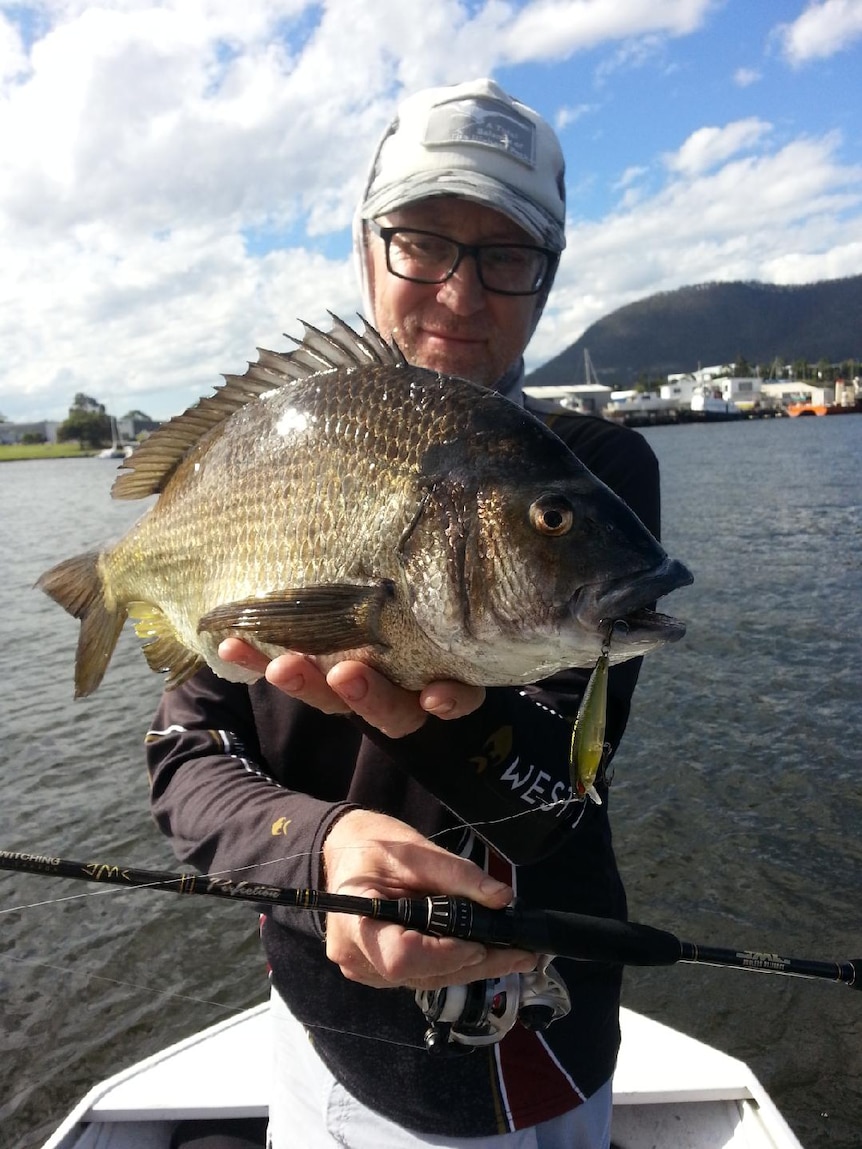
[{"x1": 43, "y1": 1004, "x2": 803, "y2": 1148}]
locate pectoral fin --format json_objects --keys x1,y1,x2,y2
[{"x1": 196, "y1": 583, "x2": 393, "y2": 655}]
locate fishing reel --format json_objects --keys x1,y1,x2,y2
[{"x1": 415, "y1": 957, "x2": 571, "y2": 1055}]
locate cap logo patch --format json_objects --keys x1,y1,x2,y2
[{"x1": 425, "y1": 96, "x2": 536, "y2": 169}]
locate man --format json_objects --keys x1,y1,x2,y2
[{"x1": 147, "y1": 78, "x2": 660, "y2": 1148}]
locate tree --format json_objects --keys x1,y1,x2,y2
[
  {"x1": 71, "y1": 392, "x2": 105, "y2": 414},
  {"x1": 121, "y1": 409, "x2": 153, "y2": 421},
  {"x1": 732, "y1": 355, "x2": 752, "y2": 377},
  {"x1": 630, "y1": 376, "x2": 664, "y2": 394},
  {"x1": 815, "y1": 357, "x2": 834, "y2": 382},
  {"x1": 57, "y1": 409, "x2": 111, "y2": 449}
]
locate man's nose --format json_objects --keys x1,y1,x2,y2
[{"x1": 435, "y1": 255, "x2": 486, "y2": 315}]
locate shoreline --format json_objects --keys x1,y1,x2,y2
[{"x1": 0, "y1": 445, "x2": 100, "y2": 462}]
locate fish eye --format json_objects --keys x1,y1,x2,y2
[{"x1": 529, "y1": 496, "x2": 574, "y2": 537}]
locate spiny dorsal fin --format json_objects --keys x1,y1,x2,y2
[{"x1": 111, "y1": 314, "x2": 406, "y2": 501}]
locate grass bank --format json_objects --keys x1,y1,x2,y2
[{"x1": 0, "y1": 443, "x2": 94, "y2": 462}]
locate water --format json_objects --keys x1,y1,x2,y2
[{"x1": 0, "y1": 417, "x2": 860, "y2": 1148}]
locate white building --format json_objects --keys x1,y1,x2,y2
[
  {"x1": 759, "y1": 381, "x2": 836, "y2": 406},
  {"x1": 661, "y1": 374, "x2": 762, "y2": 408},
  {"x1": 523, "y1": 383, "x2": 613, "y2": 414},
  {"x1": 0, "y1": 420, "x2": 60, "y2": 445}
]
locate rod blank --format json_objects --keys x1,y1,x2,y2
[{"x1": 0, "y1": 849, "x2": 857, "y2": 990}]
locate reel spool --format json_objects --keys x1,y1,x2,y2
[{"x1": 415, "y1": 958, "x2": 571, "y2": 1055}]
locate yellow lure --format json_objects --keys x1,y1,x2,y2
[{"x1": 569, "y1": 649, "x2": 609, "y2": 805}]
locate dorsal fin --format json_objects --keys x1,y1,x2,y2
[{"x1": 111, "y1": 314, "x2": 406, "y2": 501}]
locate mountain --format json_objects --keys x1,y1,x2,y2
[{"x1": 528, "y1": 275, "x2": 862, "y2": 388}]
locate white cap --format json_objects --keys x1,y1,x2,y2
[{"x1": 359, "y1": 78, "x2": 566, "y2": 252}]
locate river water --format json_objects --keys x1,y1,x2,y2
[{"x1": 0, "y1": 415, "x2": 859, "y2": 1148}]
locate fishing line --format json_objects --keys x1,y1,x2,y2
[
  {"x1": 0, "y1": 950, "x2": 240, "y2": 1014},
  {"x1": 0, "y1": 936, "x2": 434, "y2": 1052},
  {"x1": 0, "y1": 792, "x2": 584, "y2": 921},
  {"x1": 2, "y1": 834, "x2": 858, "y2": 1068},
  {"x1": 4, "y1": 849, "x2": 858, "y2": 991},
  {"x1": 0, "y1": 760, "x2": 590, "y2": 1049},
  {"x1": 0, "y1": 836, "x2": 513, "y2": 1052},
  {"x1": 0, "y1": 846, "x2": 321, "y2": 916},
  {"x1": 0, "y1": 929, "x2": 432, "y2": 1053},
  {"x1": 0, "y1": 946, "x2": 429, "y2": 1052}
]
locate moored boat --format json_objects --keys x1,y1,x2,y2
[
  {"x1": 42, "y1": 1003, "x2": 804, "y2": 1148},
  {"x1": 687, "y1": 386, "x2": 744, "y2": 421},
  {"x1": 96, "y1": 417, "x2": 135, "y2": 458},
  {"x1": 786, "y1": 401, "x2": 861, "y2": 417}
]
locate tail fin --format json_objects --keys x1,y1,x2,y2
[{"x1": 37, "y1": 552, "x2": 126, "y2": 698}]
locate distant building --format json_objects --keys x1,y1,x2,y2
[
  {"x1": 0, "y1": 420, "x2": 60, "y2": 445},
  {"x1": 666, "y1": 364, "x2": 733, "y2": 385},
  {"x1": 662, "y1": 374, "x2": 763, "y2": 409},
  {"x1": 117, "y1": 414, "x2": 160, "y2": 440},
  {"x1": 523, "y1": 383, "x2": 613, "y2": 414},
  {"x1": 759, "y1": 381, "x2": 836, "y2": 406},
  {"x1": 662, "y1": 365, "x2": 852, "y2": 412}
]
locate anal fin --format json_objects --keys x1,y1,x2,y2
[{"x1": 129, "y1": 602, "x2": 204, "y2": 688}]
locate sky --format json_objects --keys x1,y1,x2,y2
[{"x1": 1, "y1": 0, "x2": 861, "y2": 424}]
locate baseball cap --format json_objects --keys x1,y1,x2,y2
[{"x1": 359, "y1": 78, "x2": 566, "y2": 252}]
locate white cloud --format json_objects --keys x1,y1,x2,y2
[
  {"x1": 665, "y1": 118, "x2": 772, "y2": 177},
  {"x1": 501, "y1": 0, "x2": 715, "y2": 62},
  {"x1": 10, "y1": 0, "x2": 704, "y2": 422},
  {"x1": 555, "y1": 102, "x2": 595, "y2": 131},
  {"x1": 733, "y1": 66, "x2": 761, "y2": 87},
  {"x1": 527, "y1": 132, "x2": 862, "y2": 373},
  {"x1": 613, "y1": 165, "x2": 649, "y2": 191},
  {"x1": 0, "y1": 12, "x2": 28, "y2": 82},
  {"x1": 776, "y1": 0, "x2": 862, "y2": 65},
  {"x1": 0, "y1": 222, "x2": 357, "y2": 419},
  {"x1": 1, "y1": 1, "x2": 860, "y2": 422}
]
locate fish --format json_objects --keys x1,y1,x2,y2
[
  {"x1": 569, "y1": 648, "x2": 610, "y2": 805},
  {"x1": 38, "y1": 314, "x2": 693, "y2": 699}
]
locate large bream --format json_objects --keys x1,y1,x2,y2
[{"x1": 39, "y1": 316, "x2": 692, "y2": 698}]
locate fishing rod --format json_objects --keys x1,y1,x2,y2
[{"x1": 1, "y1": 848, "x2": 858, "y2": 990}]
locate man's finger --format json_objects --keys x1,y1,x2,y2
[
  {"x1": 326, "y1": 662, "x2": 428, "y2": 737},
  {"x1": 218, "y1": 637, "x2": 271, "y2": 674},
  {"x1": 419, "y1": 681, "x2": 486, "y2": 720},
  {"x1": 266, "y1": 654, "x2": 352, "y2": 714}
]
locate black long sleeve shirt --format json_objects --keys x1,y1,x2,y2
[{"x1": 146, "y1": 408, "x2": 660, "y2": 1136}]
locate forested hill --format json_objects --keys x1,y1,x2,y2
[{"x1": 528, "y1": 275, "x2": 862, "y2": 388}]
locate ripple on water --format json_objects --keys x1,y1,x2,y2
[{"x1": 2, "y1": 420, "x2": 861, "y2": 1148}]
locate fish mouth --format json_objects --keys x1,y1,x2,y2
[{"x1": 573, "y1": 557, "x2": 694, "y2": 651}]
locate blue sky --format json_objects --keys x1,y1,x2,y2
[{"x1": 1, "y1": 0, "x2": 860, "y2": 423}]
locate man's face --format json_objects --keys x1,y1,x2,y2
[{"x1": 366, "y1": 198, "x2": 543, "y2": 388}]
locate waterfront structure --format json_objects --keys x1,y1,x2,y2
[{"x1": 0, "y1": 420, "x2": 60, "y2": 445}]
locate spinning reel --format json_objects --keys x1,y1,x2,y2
[{"x1": 415, "y1": 957, "x2": 571, "y2": 1055}]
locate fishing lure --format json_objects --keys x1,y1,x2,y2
[{"x1": 569, "y1": 646, "x2": 610, "y2": 805}]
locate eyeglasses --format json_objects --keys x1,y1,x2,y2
[{"x1": 367, "y1": 220, "x2": 558, "y2": 297}]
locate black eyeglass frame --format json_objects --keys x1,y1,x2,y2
[{"x1": 366, "y1": 220, "x2": 559, "y2": 297}]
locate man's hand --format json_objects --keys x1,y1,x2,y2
[
  {"x1": 321, "y1": 809, "x2": 536, "y2": 990},
  {"x1": 218, "y1": 639, "x2": 486, "y2": 738},
  {"x1": 218, "y1": 641, "x2": 527, "y2": 988}
]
